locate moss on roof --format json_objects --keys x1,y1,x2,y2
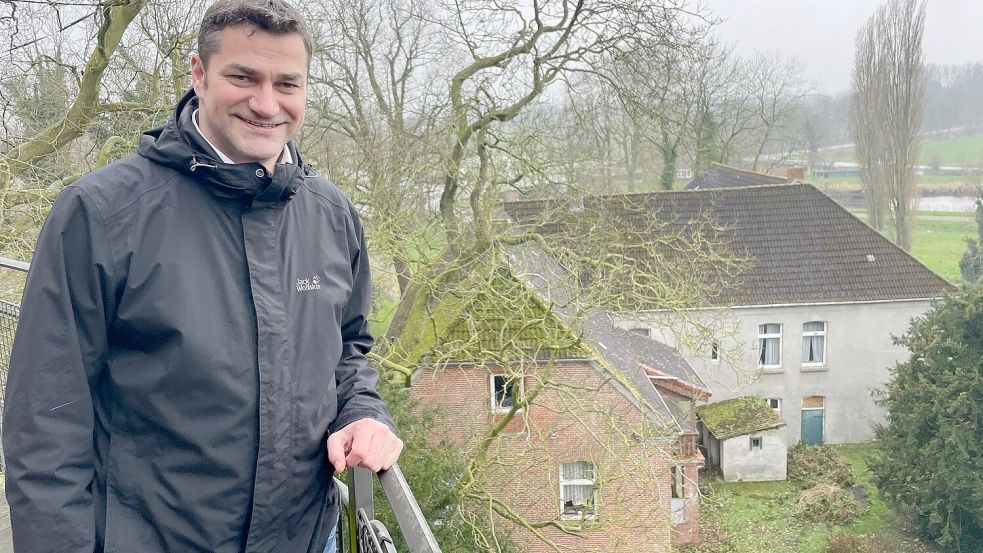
[{"x1": 696, "y1": 396, "x2": 786, "y2": 439}]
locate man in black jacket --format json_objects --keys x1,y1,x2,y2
[{"x1": 1, "y1": 1, "x2": 401, "y2": 551}]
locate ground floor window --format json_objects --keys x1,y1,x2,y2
[{"x1": 560, "y1": 461, "x2": 597, "y2": 519}]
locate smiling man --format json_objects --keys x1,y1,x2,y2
[{"x1": 1, "y1": 1, "x2": 401, "y2": 552}]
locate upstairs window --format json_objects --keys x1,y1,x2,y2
[
  {"x1": 802, "y1": 321, "x2": 827, "y2": 365},
  {"x1": 710, "y1": 341, "x2": 720, "y2": 362},
  {"x1": 766, "y1": 398, "x2": 782, "y2": 413},
  {"x1": 629, "y1": 327, "x2": 651, "y2": 338},
  {"x1": 490, "y1": 374, "x2": 523, "y2": 413},
  {"x1": 560, "y1": 461, "x2": 597, "y2": 519},
  {"x1": 758, "y1": 324, "x2": 782, "y2": 368}
]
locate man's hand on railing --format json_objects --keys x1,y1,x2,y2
[{"x1": 327, "y1": 418, "x2": 403, "y2": 473}]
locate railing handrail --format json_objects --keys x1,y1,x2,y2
[
  {"x1": 378, "y1": 464, "x2": 442, "y2": 552},
  {"x1": 336, "y1": 464, "x2": 442, "y2": 553},
  {"x1": 0, "y1": 256, "x2": 29, "y2": 273}
]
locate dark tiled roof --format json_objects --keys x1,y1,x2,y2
[
  {"x1": 587, "y1": 320, "x2": 707, "y2": 395},
  {"x1": 505, "y1": 184, "x2": 953, "y2": 306},
  {"x1": 686, "y1": 163, "x2": 787, "y2": 190},
  {"x1": 696, "y1": 396, "x2": 786, "y2": 439}
]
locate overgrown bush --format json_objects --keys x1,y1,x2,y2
[
  {"x1": 793, "y1": 483, "x2": 860, "y2": 524},
  {"x1": 875, "y1": 285, "x2": 983, "y2": 552},
  {"x1": 787, "y1": 444, "x2": 854, "y2": 489},
  {"x1": 826, "y1": 533, "x2": 891, "y2": 553}
]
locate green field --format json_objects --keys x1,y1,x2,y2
[
  {"x1": 921, "y1": 135, "x2": 983, "y2": 167},
  {"x1": 910, "y1": 218, "x2": 976, "y2": 282},
  {"x1": 820, "y1": 134, "x2": 983, "y2": 168},
  {"x1": 814, "y1": 175, "x2": 971, "y2": 190},
  {"x1": 683, "y1": 444, "x2": 936, "y2": 553}
]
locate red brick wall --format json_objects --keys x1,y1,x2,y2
[
  {"x1": 672, "y1": 462, "x2": 702, "y2": 544},
  {"x1": 411, "y1": 360, "x2": 680, "y2": 553}
]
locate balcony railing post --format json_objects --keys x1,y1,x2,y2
[{"x1": 351, "y1": 467, "x2": 376, "y2": 520}]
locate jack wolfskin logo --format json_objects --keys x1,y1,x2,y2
[{"x1": 296, "y1": 275, "x2": 322, "y2": 292}]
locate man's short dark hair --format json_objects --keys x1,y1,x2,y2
[{"x1": 198, "y1": 0, "x2": 313, "y2": 67}]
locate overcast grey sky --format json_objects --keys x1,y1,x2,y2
[{"x1": 701, "y1": 0, "x2": 983, "y2": 95}]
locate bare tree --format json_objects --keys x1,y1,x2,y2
[
  {"x1": 0, "y1": 0, "x2": 151, "y2": 188},
  {"x1": 850, "y1": 0, "x2": 926, "y2": 249},
  {"x1": 851, "y1": 21, "x2": 889, "y2": 231},
  {"x1": 745, "y1": 53, "x2": 811, "y2": 172}
]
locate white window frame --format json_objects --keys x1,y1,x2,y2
[
  {"x1": 559, "y1": 461, "x2": 598, "y2": 520},
  {"x1": 710, "y1": 341, "x2": 720, "y2": 363},
  {"x1": 766, "y1": 397, "x2": 782, "y2": 414},
  {"x1": 801, "y1": 321, "x2": 827, "y2": 367},
  {"x1": 490, "y1": 374, "x2": 524, "y2": 414},
  {"x1": 758, "y1": 323, "x2": 783, "y2": 369}
]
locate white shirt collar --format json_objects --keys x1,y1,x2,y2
[{"x1": 192, "y1": 109, "x2": 293, "y2": 166}]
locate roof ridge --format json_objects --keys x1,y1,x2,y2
[
  {"x1": 708, "y1": 162, "x2": 786, "y2": 180},
  {"x1": 500, "y1": 183, "x2": 806, "y2": 206}
]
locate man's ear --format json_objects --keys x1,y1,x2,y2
[{"x1": 191, "y1": 53, "x2": 206, "y2": 97}]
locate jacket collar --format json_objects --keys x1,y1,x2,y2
[{"x1": 138, "y1": 89, "x2": 312, "y2": 207}]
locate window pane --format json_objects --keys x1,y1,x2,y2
[
  {"x1": 493, "y1": 376, "x2": 514, "y2": 408},
  {"x1": 759, "y1": 323, "x2": 781, "y2": 335},
  {"x1": 759, "y1": 337, "x2": 780, "y2": 365},
  {"x1": 802, "y1": 335, "x2": 824, "y2": 363},
  {"x1": 562, "y1": 483, "x2": 593, "y2": 505},
  {"x1": 562, "y1": 461, "x2": 594, "y2": 480},
  {"x1": 803, "y1": 321, "x2": 825, "y2": 333},
  {"x1": 671, "y1": 466, "x2": 683, "y2": 499}
]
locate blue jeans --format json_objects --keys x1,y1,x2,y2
[{"x1": 323, "y1": 528, "x2": 337, "y2": 553}]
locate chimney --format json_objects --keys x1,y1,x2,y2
[{"x1": 786, "y1": 167, "x2": 805, "y2": 184}]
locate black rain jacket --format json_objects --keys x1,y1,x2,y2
[{"x1": 2, "y1": 90, "x2": 394, "y2": 552}]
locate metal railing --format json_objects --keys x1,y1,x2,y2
[
  {"x1": 0, "y1": 256, "x2": 442, "y2": 553},
  {"x1": 337, "y1": 466, "x2": 442, "y2": 553},
  {"x1": 0, "y1": 255, "x2": 28, "y2": 474}
]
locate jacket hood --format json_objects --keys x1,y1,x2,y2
[{"x1": 138, "y1": 89, "x2": 310, "y2": 205}]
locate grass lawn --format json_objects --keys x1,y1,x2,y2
[
  {"x1": 817, "y1": 133, "x2": 983, "y2": 167},
  {"x1": 910, "y1": 218, "x2": 976, "y2": 282},
  {"x1": 921, "y1": 135, "x2": 983, "y2": 167},
  {"x1": 813, "y1": 175, "x2": 969, "y2": 188},
  {"x1": 682, "y1": 443, "x2": 936, "y2": 553}
]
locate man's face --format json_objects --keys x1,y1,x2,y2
[{"x1": 190, "y1": 24, "x2": 307, "y2": 170}]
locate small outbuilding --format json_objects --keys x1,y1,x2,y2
[{"x1": 696, "y1": 396, "x2": 787, "y2": 482}]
